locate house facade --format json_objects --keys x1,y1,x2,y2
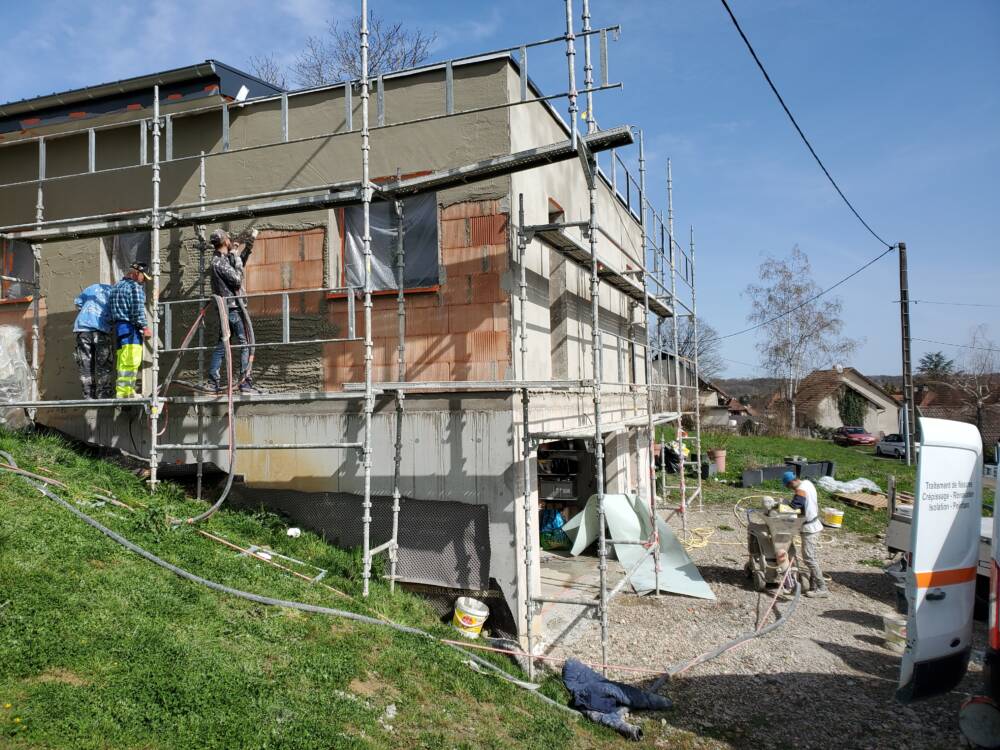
[
  {"x1": 795, "y1": 367, "x2": 899, "y2": 435},
  {"x1": 0, "y1": 56, "x2": 668, "y2": 637}
]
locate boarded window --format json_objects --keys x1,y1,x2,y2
[
  {"x1": 0, "y1": 239, "x2": 35, "y2": 300},
  {"x1": 244, "y1": 228, "x2": 325, "y2": 292},
  {"x1": 342, "y1": 193, "x2": 439, "y2": 291},
  {"x1": 104, "y1": 232, "x2": 151, "y2": 283}
]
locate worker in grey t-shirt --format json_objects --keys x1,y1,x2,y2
[{"x1": 783, "y1": 471, "x2": 829, "y2": 598}]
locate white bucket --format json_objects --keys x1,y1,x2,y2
[
  {"x1": 452, "y1": 596, "x2": 490, "y2": 639},
  {"x1": 822, "y1": 507, "x2": 844, "y2": 528},
  {"x1": 883, "y1": 613, "x2": 907, "y2": 652}
]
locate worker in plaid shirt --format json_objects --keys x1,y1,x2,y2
[{"x1": 108, "y1": 262, "x2": 151, "y2": 398}]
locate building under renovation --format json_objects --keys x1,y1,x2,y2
[{"x1": 0, "y1": 10, "x2": 703, "y2": 661}]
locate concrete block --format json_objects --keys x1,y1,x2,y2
[
  {"x1": 448, "y1": 302, "x2": 496, "y2": 333},
  {"x1": 469, "y1": 214, "x2": 507, "y2": 246},
  {"x1": 441, "y1": 275, "x2": 474, "y2": 305},
  {"x1": 471, "y1": 272, "x2": 505, "y2": 303},
  {"x1": 440, "y1": 218, "x2": 469, "y2": 250}
]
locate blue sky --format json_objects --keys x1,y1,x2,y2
[{"x1": 2, "y1": 0, "x2": 997, "y2": 377}]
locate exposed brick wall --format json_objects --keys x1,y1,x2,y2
[
  {"x1": 245, "y1": 228, "x2": 325, "y2": 293},
  {"x1": 323, "y1": 199, "x2": 511, "y2": 389}
]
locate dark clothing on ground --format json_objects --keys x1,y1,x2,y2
[
  {"x1": 209, "y1": 307, "x2": 251, "y2": 389},
  {"x1": 74, "y1": 331, "x2": 114, "y2": 399},
  {"x1": 562, "y1": 659, "x2": 672, "y2": 741}
]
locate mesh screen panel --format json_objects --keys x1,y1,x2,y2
[{"x1": 231, "y1": 487, "x2": 491, "y2": 589}]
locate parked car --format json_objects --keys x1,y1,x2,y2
[
  {"x1": 832, "y1": 426, "x2": 876, "y2": 446},
  {"x1": 876, "y1": 433, "x2": 919, "y2": 458}
]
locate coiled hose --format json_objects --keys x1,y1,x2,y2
[{"x1": 0, "y1": 450, "x2": 575, "y2": 717}]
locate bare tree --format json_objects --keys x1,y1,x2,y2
[
  {"x1": 950, "y1": 325, "x2": 999, "y2": 437},
  {"x1": 676, "y1": 316, "x2": 724, "y2": 381},
  {"x1": 248, "y1": 53, "x2": 287, "y2": 89},
  {"x1": 744, "y1": 247, "x2": 857, "y2": 428},
  {"x1": 291, "y1": 13, "x2": 436, "y2": 87}
]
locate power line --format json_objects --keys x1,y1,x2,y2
[
  {"x1": 706, "y1": 244, "x2": 897, "y2": 342},
  {"x1": 913, "y1": 337, "x2": 1000, "y2": 354},
  {"x1": 907, "y1": 300, "x2": 1000, "y2": 309},
  {"x1": 719, "y1": 0, "x2": 893, "y2": 250}
]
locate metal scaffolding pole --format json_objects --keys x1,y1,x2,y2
[
  {"x1": 389, "y1": 198, "x2": 406, "y2": 592},
  {"x1": 582, "y1": 0, "x2": 596, "y2": 135},
  {"x1": 667, "y1": 159, "x2": 687, "y2": 539},
  {"x1": 149, "y1": 86, "x2": 162, "y2": 490},
  {"x1": 359, "y1": 0, "x2": 376, "y2": 598},
  {"x1": 517, "y1": 194, "x2": 537, "y2": 679},
  {"x1": 689, "y1": 225, "x2": 703, "y2": 511},
  {"x1": 567, "y1": 0, "x2": 609, "y2": 675},
  {"x1": 638, "y1": 132, "x2": 661, "y2": 596},
  {"x1": 195, "y1": 152, "x2": 207, "y2": 500}
]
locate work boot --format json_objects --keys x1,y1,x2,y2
[
  {"x1": 239, "y1": 381, "x2": 258, "y2": 395},
  {"x1": 805, "y1": 587, "x2": 830, "y2": 599}
]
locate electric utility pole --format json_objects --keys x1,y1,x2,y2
[{"x1": 898, "y1": 242, "x2": 917, "y2": 464}]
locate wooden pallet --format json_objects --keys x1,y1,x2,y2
[{"x1": 833, "y1": 491, "x2": 888, "y2": 510}]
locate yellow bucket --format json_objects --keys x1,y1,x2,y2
[
  {"x1": 452, "y1": 597, "x2": 490, "y2": 639},
  {"x1": 822, "y1": 507, "x2": 844, "y2": 528}
]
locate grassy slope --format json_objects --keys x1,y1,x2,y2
[{"x1": 0, "y1": 430, "x2": 629, "y2": 750}]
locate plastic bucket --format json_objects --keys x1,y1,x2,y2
[
  {"x1": 452, "y1": 596, "x2": 489, "y2": 639},
  {"x1": 821, "y1": 507, "x2": 844, "y2": 528},
  {"x1": 883, "y1": 613, "x2": 907, "y2": 652}
]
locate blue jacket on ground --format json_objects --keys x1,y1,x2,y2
[{"x1": 73, "y1": 283, "x2": 113, "y2": 333}]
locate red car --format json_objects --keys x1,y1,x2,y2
[{"x1": 832, "y1": 426, "x2": 876, "y2": 446}]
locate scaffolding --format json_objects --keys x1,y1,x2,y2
[{"x1": 0, "y1": 0, "x2": 702, "y2": 678}]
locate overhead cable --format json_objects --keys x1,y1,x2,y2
[
  {"x1": 907, "y1": 300, "x2": 1000, "y2": 309},
  {"x1": 912, "y1": 337, "x2": 1000, "y2": 354},
  {"x1": 719, "y1": 0, "x2": 893, "y2": 250},
  {"x1": 706, "y1": 244, "x2": 896, "y2": 342}
]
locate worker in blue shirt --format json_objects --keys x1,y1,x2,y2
[
  {"x1": 73, "y1": 282, "x2": 114, "y2": 399},
  {"x1": 108, "y1": 263, "x2": 151, "y2": 398}
]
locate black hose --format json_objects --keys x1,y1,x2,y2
[
  {"x1": 172, "y1": 295, "x2": 236, "y2": 525},
  {"x1": 0, "y1": 452, "x2": 575, "y2": 717}
]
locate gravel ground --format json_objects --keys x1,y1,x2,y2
[{"x1": 549, "y1": 506, "x2": 987, "y2": 749}]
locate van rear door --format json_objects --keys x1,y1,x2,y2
[{"x1": 898, "y1": 417, "x2": 983, "y2": 702}]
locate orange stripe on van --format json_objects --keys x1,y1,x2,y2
[{"x1": 914, "y1": 567, "x2": 977, "y2": 588}]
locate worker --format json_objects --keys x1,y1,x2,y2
[
  {"x1": 207, "y1": 228, "x2": 258, "y2": 393},
  {"x1": 108, "y1": 263, "x2": 151, "y2": 398},
  {"x1": 782, "y1": 470, "x2": 829, "y2": 598},
  {"x1": 72, "y1": 282, "x2": 114, "y2": 399}
]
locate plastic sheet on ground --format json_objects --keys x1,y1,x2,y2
[
  {"x1": 562, "y1": 493, "x2": 715, "y2": 600},
  {"x1": 816, "y1": 475, "x2": 882, "y2": 494}
]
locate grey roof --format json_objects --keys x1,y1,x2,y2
[{"x1": 0, "y1": 60, "x2": 284, "y2": 119}]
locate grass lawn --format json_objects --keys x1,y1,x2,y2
[
  {"x1": 658, "y1": 428, "x2": 994, "y2": 537},
  {"x1": 0, "y1": 430, "x2": 634, "y2": 750}
]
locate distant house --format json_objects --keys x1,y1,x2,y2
[
  {"x1": 794, "y1": 367, "x2": 899, "y2": 435},
  {"x1": 698, "y1": 380, "x2": 755, "y2": 430},
  {"x1": 915, "y1": 383, "x2": 1000, "y2": 458}
]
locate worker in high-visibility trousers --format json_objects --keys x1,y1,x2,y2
[{"x1": 108, "y1": 262, "x2": 152, "y2": 398}]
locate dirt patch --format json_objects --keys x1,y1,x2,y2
[
  {"x1": 348, "y1": 676, "x2": 381, "y2": 698},
  {"x1": 31, "y1": 668, "x2": 90, "y2": 687},
  {"x1": 548, "y1": 506, "x2": 986, "y2": 749}
]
